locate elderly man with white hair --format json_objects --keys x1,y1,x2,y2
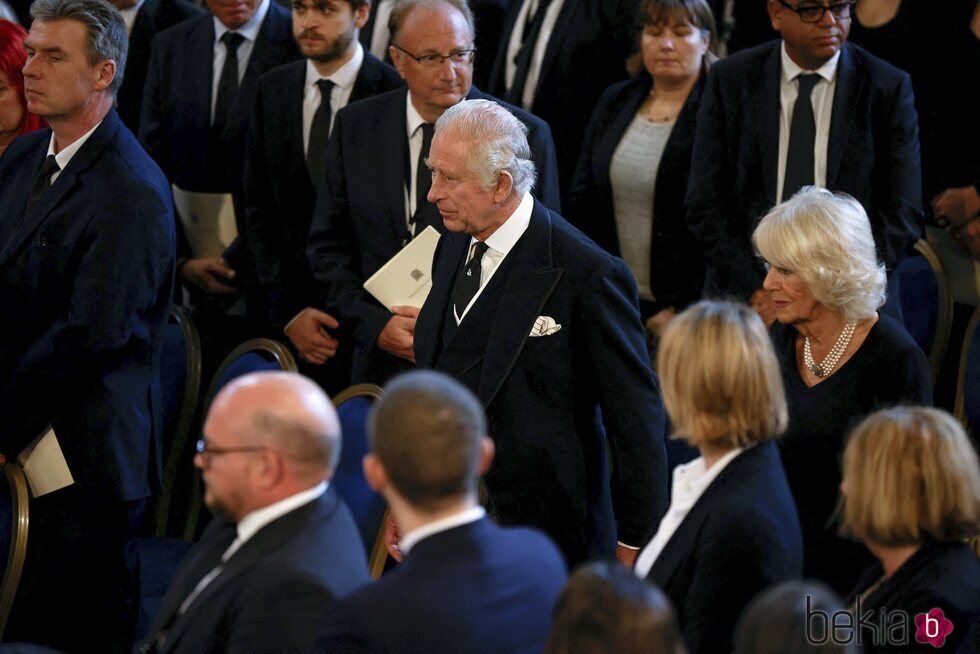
[
  {"x1": 138, "y1": 371, "x2": 369, "y2": 654},
  {"x1": 413, "y1": 98, "x2": 669, "y2": 568}
]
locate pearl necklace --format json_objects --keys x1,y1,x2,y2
[{"x1": 803, "y1": 321, "x2": 857, "y2": 377}]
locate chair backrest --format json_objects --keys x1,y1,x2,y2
[
  {"x1": 0, "y1": 461, "x2": 30, "y2": 640},
  {"x1": 954, "y1": 306, "x2": 980, "y2": 439},
  {"x1": 331, "y1": 384, "x2": 389, "y2": 579},
  {"x1": 898, "y1": 240, "x2": 953, "y2": 382},
  {"x1": 182, "y1": 339, "x2": 299, "y2": 541},
  {"x1": 154, "y1": 306, "x2": 203, "y2": 537}
]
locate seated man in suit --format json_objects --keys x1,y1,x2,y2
[
  {"x1": 320, "y1": 370, "x2": 567, "y2": 654},
  {"x1": 686, "y1": 0, "x2": 922, "y2": 320},
  {"x1": 413, "y1": 99, "x2": 668, "y2": 566},
  {"x1": 305, "y1": 0, "x2": 561, "y2": 387},
  {"x1": 245, "y1": 0, "x2": 402, "y2": 392},
  {"x1": 0, "y1": 0, "x2": 174, "y2": 650},
  {"x1": 138, "y1": 371, "x2": 370, "y2": 654}
]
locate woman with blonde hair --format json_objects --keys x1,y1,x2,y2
[
  {"x1": 635, "y1": 299, "x2": 803, "y2": 654},
  {"x1": 841, "y1": 406, "x2": 980, "y2": 653},
  {"x1": 753, "y1": 187, "x2": 932, "y2": 593}
]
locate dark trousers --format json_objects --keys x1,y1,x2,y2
[{"x1": 4, "y1": 487, "x2": 145, "y2": 654}]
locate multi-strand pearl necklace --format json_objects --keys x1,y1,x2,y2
[{"x1": 803, "y1": 321, "x2": 857, "y2": 377}]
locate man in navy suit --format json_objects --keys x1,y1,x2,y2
[
  {"x1": 139, "y1": 372, "x2": 370, "y2": 654},
  {"x1": 139, "y1": 0, "x2": 300, "y2": 330},
  {"x1": 244, "y1": 0, "x2": 402, "y2": 391},
  {"x1": 306, "y1": 0, "x2": 561, "y2": 387},
  {"x1": 0, "y1": 0, "x2": 174, "y2": 649},
  {"x1": 687, "y1": 0, "x2": 922, "y2": 318},
  {"x1": 413, "y1": 99, "x2": 668, "y2": 566},
  {"x1": 320, "y1": 370, "x2": 567, "y2": 654}
]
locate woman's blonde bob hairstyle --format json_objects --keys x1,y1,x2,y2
[
  {"x1": 839, "y1": 406, "x2": 980, "y2": 547},
  {"x1": 657, "y1": 300, "x2": 788, "y2": 449},
  {"x1": 753, "y1": 187, "x2": 887, "y2": 323}
]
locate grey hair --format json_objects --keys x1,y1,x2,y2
[
  {"x1": 752, "y1": 187, "x2": 887, "y2": 322},
  {"x1": 30, "y1": 0, "x2": 127, "y2": 95},
  {"x1": 388, "y1": 0, "x2": 474, "y2": 45},
  {"x1": 434, "y1": 99, "x2": 537, "y2": 196}
]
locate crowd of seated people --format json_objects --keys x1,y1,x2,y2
[{"x1": 1, "y1": 0, "x2": 979, "y2": 652}]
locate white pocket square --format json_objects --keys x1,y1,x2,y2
[{"x1": 529, "y1": 316, "x2": 562, "y2": 337}]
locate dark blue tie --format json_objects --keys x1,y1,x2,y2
[{"x1": 783, "y1": 73, "x2": 820, "y2": 201}]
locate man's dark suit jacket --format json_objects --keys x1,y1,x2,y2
[
  {"x1": 486, "y1": 0, "x2": 639, "y2": 196},
  {"x1": 245, "y1": 54, "x2": 403, "y2": 331},
  {"x1": 139, "y1": 3, "x2": 301, "y2": 257},
  {"x1": 566, "y1": 73, "x2": 706, "y2": 318},
  {"x1": 116, "y1": 0, "x2": 204, "y2": 134},
  {"x1": 686, "y1": 40, "x2": 923, "y2": 300},
  {"x1": 0, "y1": 109, "x2": 174, "y2": 500},
  {"x1": 306, "y1": 86, "x2": 561, "y2": 385},
  {"x1": 139, "y1": 488, "x2": 370, "y2": 654},
  {"x1": 319, "y1": 517, "x2": 567, "y2": 654},
  {"x1": 414, "y1": 199, "x2": 668, "y2": 563},
  {"x1": 644, "y1": 441, "x2": 803, "y2": 654}
]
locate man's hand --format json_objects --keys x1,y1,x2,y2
[
  {"x1": 377, "y1": 305, "x2": 419, "y2": 363},
  {"x1": 645, "y1": 308, "x2": 677, "y2": 339},
  {"x1": 179, "y1": 257, "x2": 239, "y2": 294},
  {"x1": 285, "y1": 308, "x2": 340, "y2": 365},
  {"x1": 933, "y1": 186, "x2": 980, "y2": 228},
  {"x1": 749, "y1": 288, "x2": 775, "y2": 327},
  {"x1": 616, "y1": 544, "x2": 639, "y2": 569},
  {"x1": 953, "y1": 218, "x2": 980, "y2": 260},
  {"x1": 384, "y1": 513, "x2": 404, "y2": 563}
]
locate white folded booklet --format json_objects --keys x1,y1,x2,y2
[
  {"x1": 18, "y1": 426, "x2": 74, "y2": 497},
  {"x1": 172, "y1": 184, "x2": 238, "y2": 258},
  {"x1": 363, "y1": 226, "x2": 441, "y2": 310}
]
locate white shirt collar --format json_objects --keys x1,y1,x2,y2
[
  {"x1": 405, "y1": 90, "x2": 428, "y2": 137},
  {"x1": 480, "y1": 191, "x2": 534, "y2": 256},
  {"x1": 780, "y1": 41, "x2": 840, "y2": 83},
  {"x1": 399, "y1": 506, "x2": 486, "y2": 555},
  {"x1": 46, "y1": 120, "x2": 103, "y2": 172},
  {"x1": 118, "y1": 0, "x2": 146, "y2": 35},
  {"x1": 670, "y1": 446, "x2": 745, "y2": 502},
  {"x1": 234, "y1": 481, "x2": 328, "y2": 547},
  {"x1": 213, "y1": 0, "x2": 270, "y2": 44},
  {"x1": 304, "y1": 41, "x2": 364, "y2": 93}
]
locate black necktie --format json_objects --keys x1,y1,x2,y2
[
  {"x1": 213, "y1": 31, "x2": 245, "y2": 135},
  {"x1": 306, "y1": 79, "x2": 335, "y2": 185},
  {"x1": 507, "y1": 0, "x2": 552, "y2": 106},
  {"x1": 452, "y1": 241, "x2": 489, "y2": 320},
  {"x1": 783, "y1": 73, "x2": 820, "y2": 201},
  {"x1": 410, "y1": 123, "x2": 439, "y2": 235},
  {"x1": 25, "y1": 154, "x2": 60, "y2": 215}
]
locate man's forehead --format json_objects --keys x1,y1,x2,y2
[{"x1": 26, "y1": 18, "x2": 88, "y2": 48}]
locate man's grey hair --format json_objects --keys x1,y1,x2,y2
[
  {"x1": 30, "y1": 0, "x2": 128, "y2": 94},
  {"x1": 434, "y1": 99, "x2": 537, "y2": 196},
  {"x1": 388, "y1": 0, "x2": 475, "y2": 45}
]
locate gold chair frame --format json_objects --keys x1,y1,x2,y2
[
  {"x1": 912, "y1": 239, "x2": 953, "y2": 383},
  {"x1": 0, "y1": 461, "x2": 30, "y2": 640}
]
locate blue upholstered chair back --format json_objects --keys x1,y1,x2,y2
[
  {"x1": 332, "y1": 393, "x2": 385, "y2": 550},
  {"x1": 897, "y1": 240, "x2": 952, "y2": 382},
  {"x1": 955, "y1": 307, "x2": 980, "y2": 441}
]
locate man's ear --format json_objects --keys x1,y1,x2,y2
[
  {"x1": 94, "y1": 59, "x2": 116, "y2": 92},
  {"x1": 493, "y1": 171, "x2": 514, "y2": 204},
  {"x1": 477, "y1": 437, "x2": 495, "y2": 475},
  {"x1": 354, "y1": 1, "x2": 371, "y2": 30},
  {"x1": 363, "y1": 452, "x2": 389, "y2": 492},
  {"x1": 389, "y1": 45, "x2": 407, "y2": 79},
  {"x1": 767, "y1": 0, "x2": 783, "y2": 31}
]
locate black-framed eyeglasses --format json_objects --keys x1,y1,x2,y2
[
  {"x1": 391, "y1": 44, "x2": 476, "y2": 68},
  {"x1": 195, "y1": 438, "x2": 266, "y2": 461},
  {"x1": 777, "y1": 0, "x2": 855, "y2": 23}
]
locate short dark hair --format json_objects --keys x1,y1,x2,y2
[
  {"x1": 369, "y1": 370, "x2": 486, "y2": 511},
  {"x1": 545, "y1": 561, "x2": 687, "y2": 654},
  {"x1": 388, "y1": 0, "x2": 474, "y2": 46},
  {"x1": 30, "y1": 0, "x2": 128, "y2": 94}
]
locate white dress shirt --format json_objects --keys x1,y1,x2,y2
[
  {"x1": 45, "y1": 120, "x2": 103, "y2": 185},
  {"x1": 455, "y1": 191, "x2": 534, "y2": 323},
  {"x1": 368, "y1": 0, "x2": 395, "y2": 60},
  {"x1": 210, "y1": 0, "x2": 271, "y2": 123},
  {"x1": 302, "y1": 43, "x2": 364, "y2": 154},
  {"x1": 404, "y1": 93, "x2": 431, "y2": 226},
  {"x1": 634, "y1": 447, "x2": 746, "y2": 579},
  {"x1": 776, "y1": 42, "x2": 840, "y2": 201},
  {"x1": 118, "y1": 0, "x2": 146, "y2": 36},
  {"x1": 398, "y1": 506, "x2": 486, "y2": 555},
  {"x1": 503, "y1": 0, "x2": 567, "y2": 109}
]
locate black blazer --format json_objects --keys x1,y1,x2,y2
[
  {"x1": 414, "y1": 200, "x2": 668, "y2": 563},
  {"x1": 643, "y1": 441, "x2": 803, "y2": 654},
  {"x1": 566, "y1": 73, "x2": 705, "y2": 317},
  {"x1": 305, "y1": 86, "x2": 561, "y2": 385},
  {"x1": 244, "y1": 54, "x2": 403, "y2": 330},
  {"x1": 319, "y1": 517, "x2": 567, "y2": 654},
  {"x1": 0, "y1": 110, "x2": 174, "y2": 500},
  {"x1": 846, "y1": 540, "x2": 980, "y2": 653},
  {"x1": 686, "y1": 40, "x2": 923, "y2": 299},
  {"x1": 116, "y1": 0, "x2": 204, "y2": 134},
  {"x1": 139, "y1": 489, "x2": 370, "y2": 654}
]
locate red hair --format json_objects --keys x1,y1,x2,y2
[{"x1": 0, "y1": 19, "x2": 44, "y2": 137}]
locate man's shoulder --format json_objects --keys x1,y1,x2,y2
[
  {"x1": 99, "y1": 115, "x2": 171, "y2": 195},
  {"x1": 335, "y1": 86, "x2": 406, "y2": 129},
  {"x1": 152, "y1": 11, "x2": 209, "y2": 48},
  {"x1": 0, "y1": 129, "x2": 48, "y2": 171},
  {"x1": 841, "y1": 42, "x2": 912, "y2": 89},
  {"x1": 469, "y1": 87, "x2": 550, "y2": 133},
  {"x1": 541, "y1": 204, "x2": 624, "y2": 271},
  {"x1": 257, "y1": 59, "x2": 306, "y2": 96}
]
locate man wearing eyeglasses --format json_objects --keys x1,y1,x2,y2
[
  {"x1": 138, "y1": 371, "x2": 369, "y2": 654},
  {"x1": 687, "y1": 0, "x2": 922, "y2": 324},
  {"x1": 306, "y1": 0, "x2": 560, "y2": 387}
]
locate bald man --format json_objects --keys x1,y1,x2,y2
[{"x1": 138, "y1": 372, "x2": 369, "y2": 654}]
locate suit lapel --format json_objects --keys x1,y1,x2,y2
[
  {"x1": 189, "y1": 18, "x2": 215, "y2": 133},
  {"x1": 533, "y1": 0, "x2": 577, "y2": 104},
  {"x1": 761, "y1": 44, "x2": 782, "y2": 204},
  {"x1": 416, "y1": 232, "x2": 468, "y2": 367},
  {"x1": 381, "y1": 90, "x2": 412, "y2": 243},
  {"x1": 284, "y1": 62, "x2": 307, "y2": 165},
  {"x1": 826, "y1": 44, "x2": 860, "y2": 188}
]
